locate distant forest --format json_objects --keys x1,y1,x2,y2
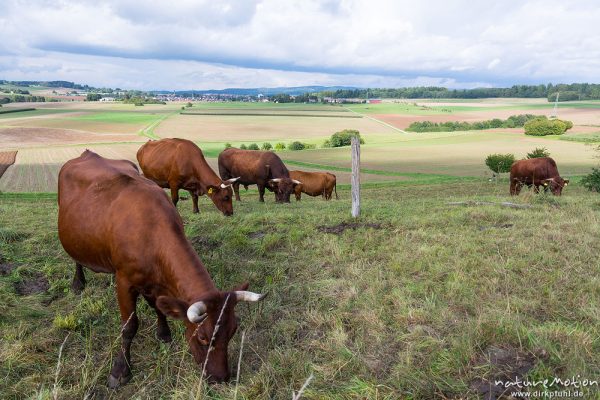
[{"x1": 319, "y1": 83, "x2": 600, "y2": 102}]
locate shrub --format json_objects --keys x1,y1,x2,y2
[
  {"x1": 240, "y1": 144, "x2": 248, "y2": 150},
  {"x1": 326, "y1": 129, "x2": 364, "y2": 147},
  {"x1": 485, "y1": 153, "x2": 516, "y2": 174},
  {"x1": 261, "y1": 142, "x2": 273, "y2": 150},
  {"x1": 274, "y1": 142, "x2": 286, "y2": 151},
  {"x1": 186, "y1": 102, "x2": 193, "y2": 108},
  {"x1": 322, "y1": 139, "x2": 332, "y2": 148},
  {"x1": 524, "y1": 117, "x2": 572, "y2": 136},
  {"x1": 248, "y1": 143, "x2": 260, "y2": 150},
  {"x1": 526, "y1": 147, "x2": 550, "y2": 159},
  {"x1": 581, "y1": 168, "x2": 600, "y2": 192},
  {"x1": 224, "y1": 142, "x2": 232, "y2": 149},
  {"x1": 288, "y1": 141, "x2": 306, "y2": 151}
]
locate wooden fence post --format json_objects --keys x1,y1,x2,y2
[{"x1": 351, "y1": 136, "x2": 360, "y2": 218}]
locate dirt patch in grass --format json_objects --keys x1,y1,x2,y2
[
  {"x1": 14, "y1": 273, "x2": 50, "y2": 296},
  {"x1": 0, "y1": 150, "x2": 17, "y2": 178},
  {"x1": 318, "y1": 221, "x2": 383, "y2": 235},
  {"x1": 478, "y1": 223, "x2": 514, "y2": 231},
  {"x1": 469, "y1": 345, "x2": 540, "y2": 399},
  {"x1": 190, "y1": 235, "x2": 220, "y2": 252},
  {"x1": 0, "y1": 259, "x2": 16, "y2": 275}
]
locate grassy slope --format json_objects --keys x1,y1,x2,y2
[{"x1": 1, "y1": 182, "x2": 600, "y2": 399}]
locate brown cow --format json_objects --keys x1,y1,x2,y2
[
  {"x1": 289, "y1": 170, "x2": 338, "y2": 201},
  {"x1": 218, "y1": 148, "x2": 301, "y2": 203},
  {"x1": 137, "y1": 138, "x2": 239, "y2": 215},
  {"x1": 510, "y1": 157, "x2": 569, "y2": 196},
  {"x1": 58, "y1": 150, "x2": 264, "y2": 387}
]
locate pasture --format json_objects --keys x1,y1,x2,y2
[
  {"x1": 1, "y1": 182, "x2": 600, "y2": 398},
  {"x1": 1, "y1": 98, "x2": 600, "y2": 398}
]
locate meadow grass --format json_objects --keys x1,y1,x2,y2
[
  {"x1": 1, "y1": 181, "x2": 600, "y2": 399},
  {"x1": 68, "y1": 112, "x2": 167, "y2": 125}
]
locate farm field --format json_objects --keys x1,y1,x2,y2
[
  {"x1": 1, "y1": 99, "x2": 599, "y2": 192},
  {"x1": 1, "y1": 181, "x2": 600, "y2": 398}
]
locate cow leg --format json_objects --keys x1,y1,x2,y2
[
  {"x1": 170, "y1": 185, "x2": 180, "y2": 207},
  {"x1": 71, "y1": 263, "x2": 86, "y2": 294},
  {"x1": 233, "y1": 182, "x2": 241, "y2": 202},
  {"x1": 108, "y1": 277, "x2": 139, "y2": 388},
  {"x1": 190, "y1": 191, "x2": 200, "y2": 214},
  {"x1": 143, "y1": 295, "x2": 172, "y2": 343},
  {"x1": 258, "y1": 184, "x2": 266, "y2": 202}
]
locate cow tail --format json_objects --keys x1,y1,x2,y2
[{"x1": 334, "y1": 180, "x2": 338, "y2": 199}]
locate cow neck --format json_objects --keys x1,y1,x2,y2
[
  {"x1": 193, "y1": 162, "x2": 222, "y2": 192},
  {"x1": 161, "y1": 238, "x2": 218, "y2": 303}
]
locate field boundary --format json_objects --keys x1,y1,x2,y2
[
  {"x1": 0, "y1": 108, "x2": 36, "y2": 114},
  {"x1": 343, "y1": 106, "x2": 408, "y2": 133},
  {"x1": 180, "y1": 111, "x2": 362, "y2": 118}
]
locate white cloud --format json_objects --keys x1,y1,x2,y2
[{"x1": 1, "y1": 0, "x2": 599, "y2": 89}]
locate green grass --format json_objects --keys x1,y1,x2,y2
[
  {"x1": 2, "y1": 181, "x2": 600, "y2": 398},
  {"x1": 0, "y1": 108, "x2": 73, "y2": 119}
]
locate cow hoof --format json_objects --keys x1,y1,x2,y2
[
  {"x1": 193, "y1": 210, "x2": 199, "y2": 214},
  {"x1": 108, "y1": 372, "x2": 131, "y2": 389},
  {"x1": 157, "y1": 331, "x2": 172, "y2": 343},
  {"x1": 71, "y1": 280, "x2": 85, "y2": 294}
]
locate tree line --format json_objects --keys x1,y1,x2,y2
[{"x1": 318, "y1": 83, "x2": 600, "y2": 101}]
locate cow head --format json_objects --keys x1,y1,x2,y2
[
  {"x1": 542, "y1": 177, "x2": 569, "y2": 195},
  {"x1": 156, "y1": 283, "x2": 265, "y2": 383},
  {"x1": 206, "y1": 177, "x2": 239, "y2": 216},
  {"x1": 268, "y1": 178, "x2": 301, "y2": 203}
]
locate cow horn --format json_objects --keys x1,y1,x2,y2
[
  {"x1": 269, "y1": 178, "x2": 282, "y2": 183},
  {"x1": 235, "y1": 291, "x2": 266, "y2": 302},
  {"x1": 187, "y1": 301, "x2": 208, "y2": 323},
  {"x1": 220, "y1": 177, "x2": 241, "y2": 188},
  {"x1": 292, "y1": 179, "x2": 301, "y2": 185}
]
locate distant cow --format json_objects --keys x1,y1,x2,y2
[
  {"x1": 58, "y1": 150, "x2": 264, "y2": 387},
  {"x1": 218, "y1": 148, "x2": 301, "y2": 203},
  {"x1": 510, "y1": 157, "x2": 569, "y2": 196},
  {"x1": 289, "y1": 170, "x2": 337, "y2": 201},
  {"x1": 137, "y1": 138, "x2": 239, "y2": 215}
]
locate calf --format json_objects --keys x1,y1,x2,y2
[
  {"x1": 289, "y1": 170, "x2": 337, "y2": 200},
  {"x1": 58, "y1": 150, "x2": 264, "y2": 387}
]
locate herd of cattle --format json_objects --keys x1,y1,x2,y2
[{"x1": 55, "y1": 138, "x2": 569, "y2": 388}]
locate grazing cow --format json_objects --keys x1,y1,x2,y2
[
  {"x1": 218, "y1": 148, "x2": 301, "y2": 203},
  {"x1": 58, "y1": 150, "x2": 264, "y2": 387},
  {"x1": 289, "y1": 170, "x2": 338, "y2": 201},
  {"x1": 510, "y1": 157, "x2": 569, "y2": 196},
  {"x1": 137, "y1": 138, "x2": 239, "y2": 215}
]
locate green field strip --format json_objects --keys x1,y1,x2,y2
[
  {"x1": 0, "y1": 108, "x2": 74, "y2": 119},
  {"x1": 0, "y1": 108, "x2": 36, "y2": 115},
  {"x1": 180, "y1": 111, "x2": 362, "y2": 118}
]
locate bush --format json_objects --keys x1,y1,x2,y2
[
  {"x1": 581, "y1": 167, "x2": 600, "y2": 192},
  {"x1": 524, "y1": 117, "x2": 572, "y2": 136},
  {"x1": 274, "y1": 142, "x2": 286, "y2": 151},
  {"x1": 248, "y1": 143, "x2": 260, "y2": 150},
  {"x1": 261, "y1": 142, "x2": 273, "y2": 150},
  {"x1": 526, "y1": 147, "x2": 550, "y2": 159},
  {"x1": 186, "y1": 102, "x2": 193, "y2": 108},
  {"x1": 322, "y1": 139, "x2": 332, "y2": 148},
  {"x1": 326, "y1": 129, "x2": 364, "y2": 147},
  {"x1": 240, "y1": 144, "x2": 248, "y2": 150},
  {"x1": 288, "y1": 141, "x2": 306, "y2": 151},
  {"x1": 224, "y1": 142, "x2": 232, "y2": 149},
  {"x1": 485, "y1": 153, "x2": 516, "y2": 174}
]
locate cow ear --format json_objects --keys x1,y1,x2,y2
[
  {"x1": 268, "y1": 180, "x2": 278, "y2": 188},
  {"x1": 206, "y1": 185, "x2": 218, "y2": 196},
  {"x1": 156, "y1": 296, "x2": 189, "y2": 320}
]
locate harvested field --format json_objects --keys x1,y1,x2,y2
[
  {"x1": 0, "y1": 150, "x2": 17, "y2": 179},
  {"x1": 155, "y1": 113, "x2": 398, "y2": 142},
  {"x1": 0, "y1": 127, "x2": 142, "y2": 149},
  {"x1": 0, "y1": 144, "x2": 142, "y2": 192}
]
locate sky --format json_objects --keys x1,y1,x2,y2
[{"x1": 1, "y1": 0, "x2": 599, "y2": 90}]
